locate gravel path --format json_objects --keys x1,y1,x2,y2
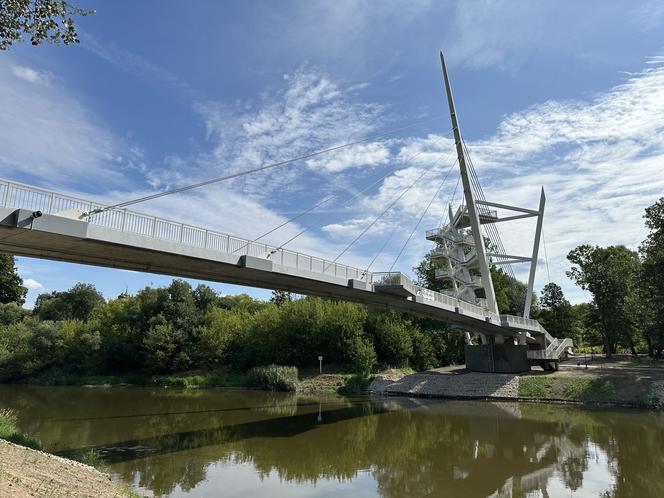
[{"x1": 0, "y1": 439, "x2": 130, "y2": 498}]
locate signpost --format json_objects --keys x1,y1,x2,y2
[{"x1": 318, "y1": 355, "x2": 323, "y2": 374}]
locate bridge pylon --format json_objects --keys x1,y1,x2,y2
[{"x1": 432, "y1": 51, "x2": 547, "y2": 362}]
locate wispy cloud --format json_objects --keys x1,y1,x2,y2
[
  {"x1": 0, "y1": 57, "x2": 136, "y2": 189},
  {"x1": 11, "y1": 65, "x2": 53, "y2": 86},
  {"x1": 160, "y1": 66, "x2": 390, "y2": 198},
  {"x1": 81, "y1": 31, "x2": 199, "y2": 100}
]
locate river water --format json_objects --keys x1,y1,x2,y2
[{"x1": 1, "y1": 384, "x2": 662, "y2": 498}]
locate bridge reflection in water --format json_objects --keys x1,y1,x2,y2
[{"x1": 2, "y1": 385, "x2": 663, "y2": 498}]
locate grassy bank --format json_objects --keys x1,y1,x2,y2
[
  {"x1": 0, "y1": 409, "x2": 41, "y2": 450},
  {"x1": 518, "y1": 369, "x2": 662, "y2": 407},
  {"x1": 22, "y1": 369, "x2": 248, "y2": 388},
  {"x1": 18, "y1": 366, "x2": 378, "y2": 395}
]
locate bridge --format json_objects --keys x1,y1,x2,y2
[{"x1": 0, "y1": 52, "x2": 572, "y2": 371}]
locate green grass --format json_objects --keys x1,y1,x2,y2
[
  {"x1": 0, "y1": 408, "x2": 42, "y2": 450},
  {"x1": 83, "y1": 448, "x2": 104, "y2": 468},
  {"x1": 561, "y1": 377, "x2": 616, "y2": 402},
  {"x1": 151, "y1": 372, "x2": 246, "y2": 388},
  {"x1": 24, "y1": 369, "x2": 248, "y2": 389},
  {"x1": 337, "y1": 374, "x2": 374, "y2": 395},
  {"x1": 518, "y1": 376, "x2": 555, "y2": 398},
  {"x1": 519, "y1": 375, "x2": 618, "y2": 403},
  {"x1": 616, "y1": 358, "x2": 664, "y2": 368},
  {"x1": 246, "y1": 365, "x2": 298, "y2": 392}
]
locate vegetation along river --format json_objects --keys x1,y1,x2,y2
[{"x1": 1, "y1": 384, "x2": 662, "y2": 497}]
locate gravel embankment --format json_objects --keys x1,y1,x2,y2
[
  {"x1": 370, "y1": 367, "x2": 519, "y2": 399},
  {"x1": 0, "y1": 439, "x2": 131, "y2": 498}
]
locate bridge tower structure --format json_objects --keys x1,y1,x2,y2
[{"x1": 427, "y1": 51, "x2": 546, "y2": 349}]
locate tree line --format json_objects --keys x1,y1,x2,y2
[{"x1": 0, "y1": 271, "x2": 466, "y2": 382}]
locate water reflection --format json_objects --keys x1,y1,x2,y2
[{"x1": 1, "y1": 385, "x2": 664, "y2": 497}]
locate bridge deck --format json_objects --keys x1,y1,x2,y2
[{"x1": 0, "y1": 178, "x2": 549, "y2": 339}]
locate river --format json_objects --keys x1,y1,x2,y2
[{"x1": 1, "y1": 384, "x2": 662, "y2": 497}]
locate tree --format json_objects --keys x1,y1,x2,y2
[
  {"x1": 567, "y1": 245, "x2": 641, "y2": 357},
  {"x1": 34, "y1": 282, "x2": 105, "y2": 321},
  {"x1": 270, "y1": 290, "x2": 293, "y2": 307},
  {"x1": 0, "y1": 255, "x2": 27, "y2": 306},
  {"x1": 0, "y1": 0, "x2": 94, "y2": 50},
  {"x1": 413, "y1": 249, "x2": 452, "y2": 292},
  {"x1": 538, "y1": 282, "x2": 577, "y2": 339},
  {"x1": 640, "y1": 197, "x2": 664, "y2": 356}
]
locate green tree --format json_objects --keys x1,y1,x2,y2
[
  {"x1": 34, "y1": 282, "x2": 105, "y2": 321},
  {"x1": 538, "y1": 282, "x2": 577, "y2": 340},
  {"x1": 366, "y1": 312, "x2": 413, "y2": 368},
  {"x1": 413, "y1": 249, "x2": 452, "y2": 292},
  {"x1": 0, "y1": 302, "x2": 28, "y2": 325},
  {"x1": 144, "y1": 321, "x2": 188, "y2": 373},
  {"x1": 0, "y1": 255, "x2": 27, "y2": 306},
  {"x1": 192, "y1": 284, "x2": 219, "y2": 312},
  {"x1": 0, "y1": 0, "x2": 94, "y2": 50},
  {"x1": 567, "y1": 245, "x2": 641, "y2": 357},
  {"x1": 270, "y1": 290, "x2": 293, "y2": 306},
  {"x1": 640, "y1": 198, "x2": 664, "y2": 357}
]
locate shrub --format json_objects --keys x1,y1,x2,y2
[
  {"x1": 246, "y1": 365, "x2": 298, "y2": 391},
  {"x1": 338, "y1": 374, "x2": 373, "y2": 395}
]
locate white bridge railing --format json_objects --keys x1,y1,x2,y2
[{"x1": 0, "y1": 178, "x2": 369, "y2": 282}]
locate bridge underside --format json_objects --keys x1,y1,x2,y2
[{"x1": 0, "y1": 208, "x2": 512, "y2": 337}]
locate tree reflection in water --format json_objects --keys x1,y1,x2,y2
[{"x1": 2, "y1": 385, "x2": 664, "y2": 497}]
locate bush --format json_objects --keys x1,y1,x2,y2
[
  {"x1": 338, "y1": 374, "x2": 373, "y2": 395},
  {"x1": 246, "y1": 365, "x2": 298, "y2": 391}
]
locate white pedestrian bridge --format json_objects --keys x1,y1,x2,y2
[{"x1": 0, "y1": 178, "x2": 570, "y2": 362}]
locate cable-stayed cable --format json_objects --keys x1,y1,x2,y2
[
  {"x1": 388, "y1": 158, "x2": 458, "y2": 272},
  {"x1": 84, "y1": 115, "x2": 446, "y2": 216},
  {"x1": 461, "y1": 138, "x2": 516, "y2": 279},
  {"x1": 324, "y1": 153, "x2": 451, "y2": 272},
  {"x1": 267, "y1": 131, "x2": 454, "y2": 256},
  {"x1": 232, "y1": 194, "x2": 336, "y2": 254},
  {"x1": 365, "y1": 157, "x2": 457, "y2": 275}
]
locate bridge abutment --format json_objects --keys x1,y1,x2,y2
[{"x1": 464, "y1": 344, "x2": 530, "y2": 373}]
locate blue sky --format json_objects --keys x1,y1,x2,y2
[{"x1": 2, "y1": 0, "x2": 664, "y2": 306}]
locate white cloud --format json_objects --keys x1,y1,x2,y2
[
  {"x1": 167, "y1": 66, "x2": 389, "y2": 198},
  {"x1": 0, "y1": 57, "x2": 133, "y2": 189},
  {"x1": 11, "y1": 65, "x2": 53, "y2": 86},
  {"x1": 23, "y1": 278, "x2": 43, "y2": 290},
  {"x1": 306, "y1": 142, "x2": 390, "y2": 172}
]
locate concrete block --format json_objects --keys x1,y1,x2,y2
[
  {"x1": 465, "y1": 344, "x2": 530, "y2": 373},
  {"x1": 238, "y1": 254, "x2": 273, "y2": 271}
]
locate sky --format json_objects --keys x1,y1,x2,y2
[{"x1": 2, "y1": 0, "x2": 664, "y2": 307}]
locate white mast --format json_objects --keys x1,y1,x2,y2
[{"x1": 439, "y1": 51, "x2": 499, "y2": 315}]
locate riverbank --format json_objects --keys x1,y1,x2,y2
[
  {"x1": 17, "y1": 367, "x2": 374, "y2": 395},
  {"x1": 370, "y1": 359, "x2": 664, "y2": 409},
  {"x1": 0, "y1": 439, "x2": 136, "y2": 497}
]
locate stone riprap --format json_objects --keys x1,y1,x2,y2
[{"x1": 370, "y1": 367, "x2": 520, "y2": 399}]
